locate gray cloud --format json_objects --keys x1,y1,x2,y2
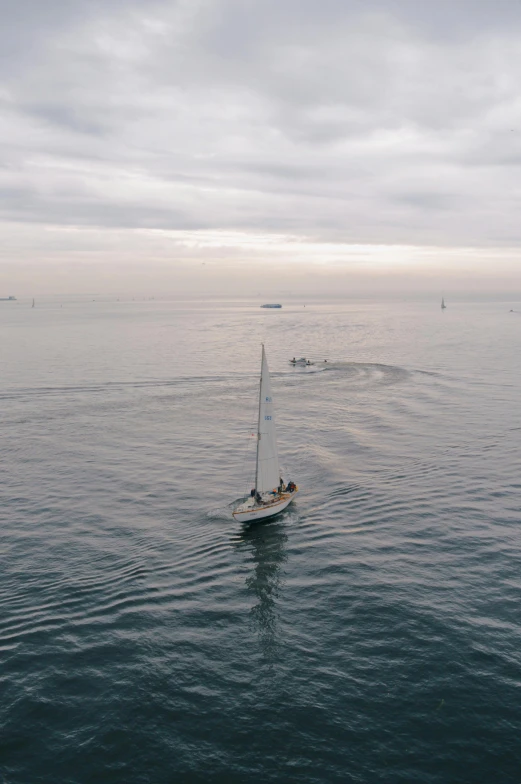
[{"x1": 2, "y1": 0, "x2": 521, "y2": 263}]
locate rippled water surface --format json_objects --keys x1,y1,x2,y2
[{"x1": 1, "y1": 298, "x2": 521, "y2": 783}]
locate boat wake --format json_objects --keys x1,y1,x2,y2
[
  {"x1": 287, "y1": 361, "x2": 410, "y2": 387},
  {"x1": 207, "y1": 497, "x2": 252, "y2": 520}
]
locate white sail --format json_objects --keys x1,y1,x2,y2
[{"x1": 255, "y1": 346, "x2": 280, "y2": 493}]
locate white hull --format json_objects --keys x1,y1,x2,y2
[{"x1": 233, "y1": 489, "x2": 298, "y2": 523}]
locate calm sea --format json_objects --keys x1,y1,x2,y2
[{"x1": 1, "y1": 298, "x2": 520, "y2": 783}]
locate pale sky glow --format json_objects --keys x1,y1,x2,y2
[{"x1": 1, "y1": 0, "x2": 521, "y2": 296}]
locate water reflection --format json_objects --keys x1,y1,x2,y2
[{"x1": 237, "y1": 520, "x2": 288, "y2": 660}]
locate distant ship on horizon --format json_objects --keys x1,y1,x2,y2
[
  {"x1": 260, "y1": 303, "x2": 282, "y2": 309},
  {"x1": 0, "y1": 295, "x2": 16, "y2": 301}
]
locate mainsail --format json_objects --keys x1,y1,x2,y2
[
  {"x1": 255, "y1": 346, "x2": 280, "y2": 493},
  {"x1": 232, "y1": 344, "x2": 298, "y2": 522}
]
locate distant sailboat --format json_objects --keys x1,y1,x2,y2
[
  {"x1": 31, "y1": 299, "x2": 35, "y2": 308},
  {"x1": 441, "y1": 296, "x2": 446, "y2": 310},
  {"x1": 232, "y1": 345, "x2": 298, "y2": 523}
]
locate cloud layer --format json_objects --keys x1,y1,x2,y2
[{"x1": 2, "y1": 0, "x2": 521, "y2": 286}]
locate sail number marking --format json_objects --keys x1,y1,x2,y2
[
  {"x1": 264, "y1": 415, "x2": 272, "y2": 420},
  {"x1": 265, "y1": 396, "x2": 272, "y2": 402}
]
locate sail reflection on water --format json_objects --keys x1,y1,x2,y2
[{"x1": 236, "y1": 521, "x2": 288, "y2": 659}]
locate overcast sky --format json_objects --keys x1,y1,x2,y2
[{"x1": 1, "y1": 0, "x2": 521, "y2": 295}]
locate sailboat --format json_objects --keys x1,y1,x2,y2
[
  {"x1": 31, "y1": 299, "x2": 35, "y2": 308},
  {"x1": 233, "y1": 345, "x2": 299, "y2": 523},
  {"x1": 441, "y1": 296, "x2": 446, "y2": 310}
]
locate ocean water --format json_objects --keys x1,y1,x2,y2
[{"x1": 1, "y1": 298, "x2": 520, "y2": 783}]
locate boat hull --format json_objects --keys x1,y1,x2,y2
[{"x1": 233, "y1": 490, "x2": 298, "y2": 522}]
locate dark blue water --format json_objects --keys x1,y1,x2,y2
[{"x1": 1, "y1": 299, "x2": 520, "y2": 783}]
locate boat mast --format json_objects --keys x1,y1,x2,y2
[{"x1": 254, "y1": 344, "x2": 264, "y2": 493}]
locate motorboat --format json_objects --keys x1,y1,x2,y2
[{"x1": 289, "y1": 357, "x2": 314, "y2": 366}]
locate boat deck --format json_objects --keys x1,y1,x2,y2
[{"x1": 233, "y1": 488, "x2": 298, "y2": 518}]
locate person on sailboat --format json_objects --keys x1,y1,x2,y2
[
  {"x1": 278, "y1": 478, "x2": 285, "y2": 494},
  {"x1": 287, "y1": 481, "x2": 296, "y2": 493}
]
